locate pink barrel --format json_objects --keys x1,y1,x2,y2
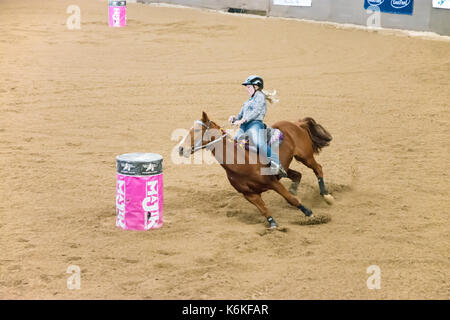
[
  {"x1": 116, "y1": 153, "x2": 163, "y2": 231},
  {"x1": 108, "y1": 0, "x2": 126, "y2": 27}
]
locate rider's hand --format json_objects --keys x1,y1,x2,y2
[
  {"x1": 233, "y1": 119, "x2": 246, "y2": 126},
  {"x1": 228, "y1": 115, "x2": 236, "y2": 124}
]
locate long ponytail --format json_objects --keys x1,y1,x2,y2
[{"x1": 261, "y1": 89, "x2": 279, "y2": 104}]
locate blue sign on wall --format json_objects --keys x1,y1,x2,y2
[{"x1": 364, "y1": 0, "x2": 414, "y2": 15}]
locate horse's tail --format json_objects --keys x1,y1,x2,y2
[{"x1": 297, "y1": 117, "x2": 332, "y2": 154}]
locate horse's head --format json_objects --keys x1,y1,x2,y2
[{"x1": 178, "y1": 111, "x2": 224, "y2": 158}]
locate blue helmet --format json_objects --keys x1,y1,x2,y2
[{"x1": 242, "y1": 75, "x2": 264, "y2": 89}]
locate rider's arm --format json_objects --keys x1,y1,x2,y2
[
  {"x1": 242, "y1": 91, "x2": 266, "y2": 123},
  {"x1": 235, "y1": 105, "x2": 244, "y2": 121}
]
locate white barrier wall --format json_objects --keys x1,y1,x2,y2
[
  {"x1": 268, "y1": 0, "x2": 449, "y2": 36},
  {"x1": 139, "y1": 0, "x2": 268, "y2": 11},
  {"x1": 139, "y1": 0, "x2": 450, "y2": 36}
]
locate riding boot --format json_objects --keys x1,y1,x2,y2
[
  {"x1": 278, "y1": 165, "x2": 288, "y2": 178},
  {"x1": 270, "y1": 161, "x2": 288, "y2": 178}
]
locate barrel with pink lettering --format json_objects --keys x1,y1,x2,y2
[
  {"x1": 116, "y1": 153, "x2": 163, "y2": 231},
  {"x1": 108, "y1": 0, "x2": 126, "y2": 27}
]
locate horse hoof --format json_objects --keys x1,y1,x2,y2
[
  {"x1": 323, "y1": 194, "x2": 335, "y2": 205},
  {"x1": 269, "y1": 222, "x2": 278, "y2": 229},
  {"x1": 305, "y1": 210, "x2": 313, "y2": 217}
]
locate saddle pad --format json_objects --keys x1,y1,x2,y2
[{"x1": 267, "y1": 127, "x2": 284, "y2": 146}]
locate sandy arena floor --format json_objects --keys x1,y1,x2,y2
[{"x1": 0, "y1": 0, "x2": 449, "y2": 299}]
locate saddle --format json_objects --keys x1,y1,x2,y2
[{"x1": 236, "y1": 124, "x2": 284, "y2": 151}]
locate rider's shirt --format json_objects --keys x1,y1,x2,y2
[{"x1": 236, "y1": 90, "x2": 267, "y2": 123}]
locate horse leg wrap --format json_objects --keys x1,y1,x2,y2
[
  {"x1": 267, "y1": 216, "x2": 278, "y2": 228},
  {"x1": 318, "y1": 177, "x2": 328, "y2": 195},
  {"x1": 289, "y1": 181, "x2": 299, "y2": 195},
  {"x1": 298, "y1": 204, "x2": 313, "y2": 217}
]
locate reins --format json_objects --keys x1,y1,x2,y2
[
  {"x1": 192, "y1": 120, "x2": 228, "y2": 152},
  {"x1": 191, "y1": 119, "x2": 249, "y2": 154}
]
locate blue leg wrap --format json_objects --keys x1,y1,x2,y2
[{"x1": 298, "y1": 204, "x2": 313, "y2": 217}]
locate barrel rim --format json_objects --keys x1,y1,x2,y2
[
  {"x1": 109, "y1": 0, "x2": 127, "y2": 5},
  {"x1": 116, "y1": 152, "x2": 163, "y2": 163}
]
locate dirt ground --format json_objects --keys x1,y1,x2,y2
[{"x1": 0, "y1": 0, "x2": 449, "y2": 299}]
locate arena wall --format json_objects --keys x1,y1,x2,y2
[{"x1": 138, "y1": 0, "x2": 450, "y2": 36}]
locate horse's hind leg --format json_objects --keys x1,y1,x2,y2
[
  {"x1": 271, "y1": 181, "x2": 313, "y2": 217},
  {"x1": 243, "y1": 193, "x2": 278, "y2": 229},
  {"x1": 287, "y1": 169, "x2": 302, "y2": 195},
  {"x1": 295, "y1": 155, "x2": 334, "y2": 205}
]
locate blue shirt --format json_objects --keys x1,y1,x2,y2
[{"x1": 236, "y1": 91, "x2": 266, "y2": 123}]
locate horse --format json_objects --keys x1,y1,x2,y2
[{"x1": 178, "y1": 111, "x2": 334, "y2": 229}]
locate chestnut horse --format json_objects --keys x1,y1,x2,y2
[{"x1": 178, "y1": 112, "x2": 333, "y2": 228}]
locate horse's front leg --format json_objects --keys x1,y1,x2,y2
[{"x1": 243, "y1": 193, "x2": 278, "y2": 229}]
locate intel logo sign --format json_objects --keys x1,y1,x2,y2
[
  {"x1": 391, "y1": 0, "x2": 411, "y2": 8},
  {"x1": 368, "y1": 0, "x2": 385, "y2": 5}
]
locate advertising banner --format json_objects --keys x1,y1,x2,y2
[
  {"x1": 364, "y1": 0, "x2": 414, "y2": 15},
  {"x1": 273, "y1": 0, "x2": 312, "y2": 6},
  {"x1": 432, "y1": 0, "x2": 450, "y2": 9}
]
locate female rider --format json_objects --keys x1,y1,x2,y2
[{"x1": 228, "y1": 75, "x2": 287, "y2": 177}]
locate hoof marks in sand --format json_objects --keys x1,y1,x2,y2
[{"x1": 295, "y1": 214, "x2": 331, "y2": 226}]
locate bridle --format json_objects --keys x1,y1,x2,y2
[{"x1": 191, "y1": 120, "x2": 228, "y2": 153}]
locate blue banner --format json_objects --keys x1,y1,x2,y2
[{"x1": 364, "y1": 0, "x2": 414, "y2": 15}]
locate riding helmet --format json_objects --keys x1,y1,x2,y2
[{"x1": 242, "y1": 75, "x2": 264, "y2": 90}]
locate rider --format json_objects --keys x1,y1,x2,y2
[{"x1": 229, "y1": 75, "x2": 288, "y2": 177}]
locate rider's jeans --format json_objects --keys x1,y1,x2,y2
[{"x1": 235, "y1": 120, "x2": 281, "y2": 166}]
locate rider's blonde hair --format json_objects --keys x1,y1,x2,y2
[{"x1": 261, "y1": 89, "x2": 279, "y2": 104}]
